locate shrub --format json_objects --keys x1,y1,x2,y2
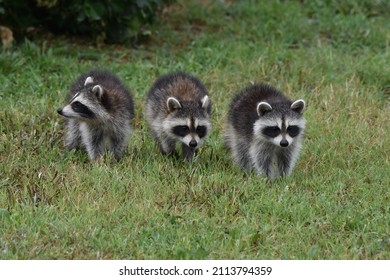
[{"x1": 0, "y1": 0, "x2": 170, "y2": 43}]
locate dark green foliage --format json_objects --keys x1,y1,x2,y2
[
  {"x1": 0, "y1": 0, "x2": 170, "y2": 43},
  {"x1": 300, "y1": 0, "x2": 390, "y2": 17}
]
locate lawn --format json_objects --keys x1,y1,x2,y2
[{"x1": 0, "y1": 0, "x2": 389, "y2": 259}]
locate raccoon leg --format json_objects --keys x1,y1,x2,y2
[
  {"x1": 64, "y1": 119, "x2": 81, "y2": 150},
  {"x1": 251, "y1": 148, "x2": 273, "y2": 176},
  {"x1": 250, "y1": 143, "x2": 273, "y2": 177},
  {"x1": 277, "y1": 150, "x2": 292, "y2": 176},
  {"x1": 80, "y1": 123, "x2": 104, "y2": 160},
  {"x1": 109, "y1": 130, "x2": 130, "y2": 160},
  {"x1": 255, "y1": 156, "x2": 273, "y2": 177},
  {"x1": 233, "y1": 140, "x2": 252, "y2": 170},
  {"x1": 182, "y1": 144, "x2": 195, "y2": 161},
  {"x1": 159, "y1": 135, "x2": 176, "y2": 156}
]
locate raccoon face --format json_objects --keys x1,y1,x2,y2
[
  {"x1": 58, "y1": 77, "x2": 107, "y2": 121},
  {"x1": 163, "y1": 96, "x2": 211, "y2": 149},
  {"x1": 254, "y1": 100, "x2": 306, "y2": 148}
]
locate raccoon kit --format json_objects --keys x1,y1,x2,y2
[
  {"x1": 57, "y1": 70, "x2": 134, "y2": 160},
  {"x1": 225, "y1": 83, "x2": 306, "y2": 177},
  {"x1": 145, "y1": 72, "x2": 211, "y2": 161}
]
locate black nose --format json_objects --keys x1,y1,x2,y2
[
  {"x1": 280, "y1": 139, "x2": 289, "y2": 147},
  {"x1": 189, "y1": 139, "x2": 197, "y2": 148},
  {"x1": 57, "y1": 109, "x2": 63, "y2": 115}
]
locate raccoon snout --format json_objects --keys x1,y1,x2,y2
[
  {"x1": 57, "y1": 109, "x2": 63, "y2": 115},
  {"x1": 280, "y1": 139, "x2": 289, "y2": 147},
  {"x1": 189, "y1": 139, "x2": 198, "y2": 148}
]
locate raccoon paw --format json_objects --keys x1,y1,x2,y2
[{"x1": 182, "y1": 144, "x2": 196, "y2": 161}]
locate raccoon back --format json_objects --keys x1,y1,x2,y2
[
  {"x1": 146, "y1": 71, "x2": 210, "y2": 119},
  {"x1": 227, "y1": 83, "x2": 291, "y2": 139},
  {"x1": 68, "y1": 69, "x2": 134, "y2": 120}
]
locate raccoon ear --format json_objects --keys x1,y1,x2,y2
[
  {"x1": 92, "y1": 85, "x2": 104, "y2": 99},
  {"x1": 167, "y1": 97, "x2": 182, "y2": 112},
  {"x1": 257, "y1": 102, "x2": 272, "y2": 117},
  {"x1": 291, "y1": 99, "x2": 306, "y2": 114},
  {"x1": 201, "y1": 95, "x2": 210, "y2": 109},
  {"x1": 84, "y1": 76, "x2": 94, "y2": 86}
]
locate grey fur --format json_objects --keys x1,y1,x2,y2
[
  {"x1": 57, "y1": 70, "x2": 134, "y2": 160},
  {"x1": 225, "y1": 83, "x2": 306, "y2": 177},
  {"x1": 145, "y1": 72, "x2": 211, "y2": 161}
]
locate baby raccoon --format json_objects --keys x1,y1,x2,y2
[
  {"x1": 57, "y1": 69, "x2": 134, "y2": 160},
  {"x1": 225, "y1": 83, "x2": 306, "y2": 177},
  {"x1": 145, "y1": 72, "x2": 211, "y2": 161}
]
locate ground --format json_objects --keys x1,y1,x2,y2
[{"x1": 0, "y1": 0, "x2": 389, "y2": 259}]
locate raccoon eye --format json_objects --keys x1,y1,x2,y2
[
  {"x1": 72, "y1": 101, "x2": 82, "y2": 109},
  {"x1": 172, "y1": 125, "x2": 190, "y2": 137},
  {"x1": 287, "y1": 126, "x2": 300, "y2": 137},
  {"x1": 262, "y1": 126, "x2": 280, "y2": 138},
  {"x1": 72, "y1": 101, "x2": 87, "y2": 112},
  {"x1": 72, "y1": 101, "x2": 81, "y2": 107},
  {"x1": 196, "y1": 126, "x2": 207, "y2": 138},
  {"x1": 71, "y1": 101, "x2": 95, "y2": 118}
]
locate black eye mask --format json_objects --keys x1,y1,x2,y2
[
  {"x1": 262, "y1": 126, "x2": 280, "y2": 138},
  {"x1": 196, "y1": 126, "x2": 207, "y2": 138},
  {"x1": 172, "y1": 125, "x2": 190, "y2": 137},
  {"x1": 287, "y1": 126, "x2": 300, "y2": 137},
  {"x1": 71, "y1": 101, "x2": 95, "y2": 118}
]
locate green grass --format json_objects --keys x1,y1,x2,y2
[{"x1": 1, "y1": 0, "x2": 389, "y2": 259}]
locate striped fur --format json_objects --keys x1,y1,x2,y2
[
  {"x1": 225, "y1": 83, "x2": 306, "y2": 177},
  {"x1": 145, "y1": 72, "x2": 211, "y2": 161},
  {"x1": 57, "y1": 70, "x2": 134, "y2": 160}
]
